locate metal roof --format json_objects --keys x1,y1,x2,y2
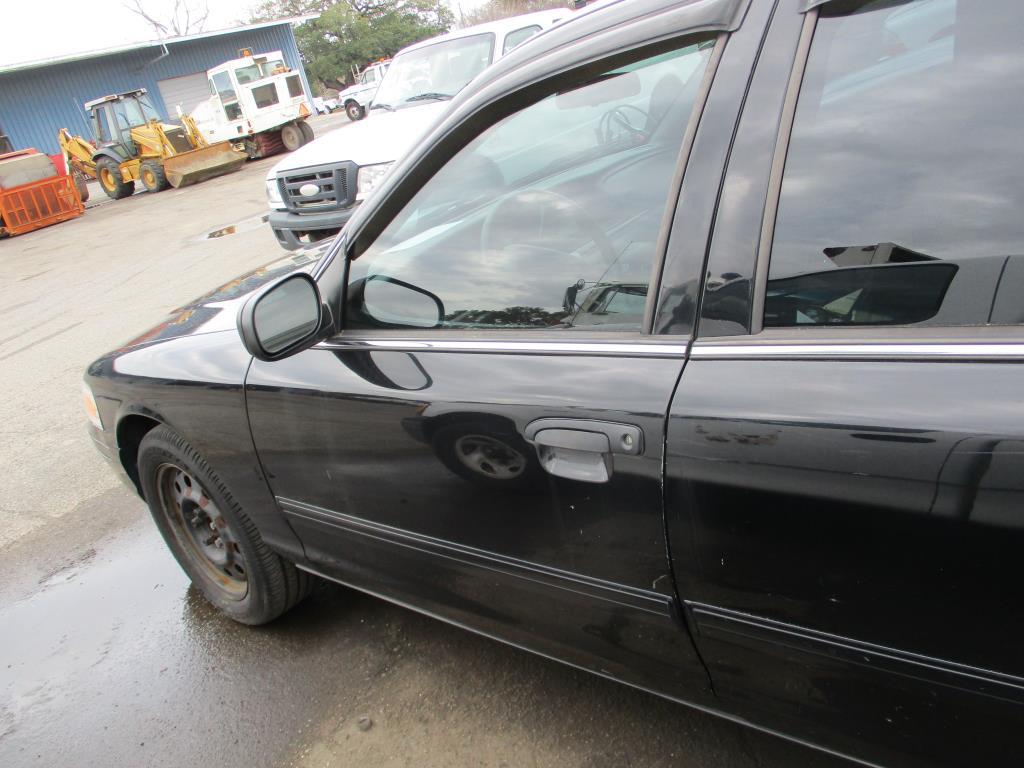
[{"x1": 0, "y1": 15, "x2": 318, "y2": 76}]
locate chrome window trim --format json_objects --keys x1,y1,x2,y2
[
  {"x1": 690, "y1": 341, "x2": 1024, "y2": 361},
  {"x1": 317, "y1": 338, "x2": 689, "y2": 357}
]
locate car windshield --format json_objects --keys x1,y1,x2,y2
[{"x1": 371, "y1": 33, "x2": 494, "y2": 109}]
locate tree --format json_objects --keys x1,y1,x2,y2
[
  {"x1": 268, "y1": 1, "x2": 452, "y2": 92},
  {"x1": 458, "y1": 0, "x2": 567, "y2": 26},
  {"x1": 247, "y1": 0, "x2": 337, "y2": 23},
  {"x1": 125, "y1": 0, "x2": 210, "y2": 36}
]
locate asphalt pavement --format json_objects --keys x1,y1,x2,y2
[{"x1": 0, "y1": 112, "x2": 850, "y2": 768}]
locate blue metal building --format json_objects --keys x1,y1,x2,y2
[{"x1": 0, "y1": 20, "x2": 315, "y2": 156}]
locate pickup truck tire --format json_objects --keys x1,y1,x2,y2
[
  {"x1": 96, "y1": 157, "x2": 134, "y2": 200},
  {"x1": 345, "y1": 100, "x2": 365, "y2": 121},
  {"x1": 432, "y1": 422, "x2": 541, "y2": 488},
  {"x1": 138, "y1": 425, "x2": 312, "y2": 625}
]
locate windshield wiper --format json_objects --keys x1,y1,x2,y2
[
  {"x1": 405, "y1": 92, "x2": 452, "y2": 103},
  {"x1": 369, "y1": 103, "x2": 394, "y2": 112}
]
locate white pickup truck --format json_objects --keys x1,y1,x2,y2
[
  {"x1": 336, "y1": 60, "x2": 391, "y2": 122},
  {"x1": 266, "y1": 10, "x2": 567, "y2": 250}
]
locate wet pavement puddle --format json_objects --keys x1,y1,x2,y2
[
  {"x1": 202, "y1": 214, "x2": 271, "y2": 240},
  {"x1": 0, "y1": 523, "x2": 351, "y2": 768}
]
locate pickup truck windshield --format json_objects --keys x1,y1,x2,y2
[{"x1": 371, "y1": 33, "x2": 495, "y2": 110}]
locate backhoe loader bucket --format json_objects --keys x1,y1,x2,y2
[{"x1": 163, "y1": 142, "x2": 245, "y2": 188}]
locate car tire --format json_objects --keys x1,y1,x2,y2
[
  {"x1": 281, "y1": 122, "x2": 304, "y2": 152},
  {"x1": 431, "y1": 422, "x2": 542, "y2": 488},
  {"x1": 298, "y1": 120, "x2": 314, "y2": 144},
  {"x1": 138, "y1": 425, "x2": 311, "y2": 625},
  {"x1": 96, "y1": 156, "x2": 134, "y2": 200},
  {"x1": 345, "y1": 100, "x2": 364, "y2": 121}
]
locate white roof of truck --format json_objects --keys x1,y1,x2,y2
[{"x1": 397, "y1": 10, "x2": 568, "y2": 57}]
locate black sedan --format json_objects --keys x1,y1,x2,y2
[{"x1": 85, "y1": 1, "x2": 1024, "y2": 766}]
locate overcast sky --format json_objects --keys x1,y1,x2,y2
[{"x1": 0, "y1": 0, "x2": 489, "y2": 67}]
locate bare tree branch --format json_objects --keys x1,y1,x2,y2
[
  {"x1": 124, "y1": 0, "x2": 210, "y2": 37},
  {"x1": 124, "y1": 0, "x2": 170, "y2": 35}
]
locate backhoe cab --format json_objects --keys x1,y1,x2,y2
[{"x1": 59, "y1": 89, "x2": 244, "y2": 200}]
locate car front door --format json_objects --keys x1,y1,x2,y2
[
  {"x1": 660, "y1": 1, "x2": 1024, "y2": 765},
  {"x1": 245, "y1": 10, "x2": 754, "y2": 699}
]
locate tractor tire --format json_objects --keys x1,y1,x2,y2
[
  {"x1": 96, "y1": 157, "x2": 134, "y2": 200},
  {"x1": 298, "y1": 120, "x2": 314, "y2": 144},
  {"x1": 140, "y1": 160, "x2": 169, "y2": 193},
  {"x1": 281, "y1": 123, "x2": 304, "y2": 152},
  {"x1": 73, "y1": 170, "x2": 90, "y2": 202},
  {"x1": 345, "y1": 100, "x2": 365, "y2": 122}
]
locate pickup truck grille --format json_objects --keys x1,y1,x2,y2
[{"x1": 278, "y1": 162, "x2": 356, "y2": 213}]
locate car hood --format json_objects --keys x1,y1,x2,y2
[
  {"x1": 113, "y1": 245, "x2": 328, "y2": 354},
  {"x1": 337, "y1": 82, "x2": 372, "y2": 99},
  {"x1": 267, "y1": 100, "x2": 448, "y2": 177}
]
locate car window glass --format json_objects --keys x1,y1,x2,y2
[
  {"x1": 765, "y1": 0, "x2": 1024, "y2": 329},
  {"x1": 503, "y1": 25, "x2": 542, "y2": 56},
  {"x1": 346, "y1": 37, "x2": 716, "y2": 332},
  {"x1": 372, "y1": 33, "x2": 495, "y2": 108}
]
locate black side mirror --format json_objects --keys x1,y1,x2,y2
[
  {"x1": 237, "y1": 272, "x2": 331, "y2": 362},
  {"x1": 350, "y1": 274, "x2": 444, "y2": 328}
]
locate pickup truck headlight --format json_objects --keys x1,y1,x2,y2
[
  {"x1": 82, "y1": 383, "x2": 103, "y2": 431},
  {"x1": 356, "y1": 162, "x2": 394, "y2": 202},
  {"x1": 266, "y1": 177, "x2": 284, "y2": 207}
]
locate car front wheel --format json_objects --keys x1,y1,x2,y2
[
  {"x1": 345, "y1": 100, "x2": 364, "y2": 121},
  {"x1": 138, "y1": 425, "x2": 310, "y2": 624}
]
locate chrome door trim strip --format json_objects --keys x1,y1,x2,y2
[
  {"x1": 689, "y1": 601, "x2": 1024, "y2": 702},
  {"x1": 278, "y1": 497, "x2": 675, "y2": 617},
  {"x1": 690, "y1": 342, "x2": 1024, "y2": 361},
  {"x1": 317, "y1": 338, "x2": 690, "y2": 357}
]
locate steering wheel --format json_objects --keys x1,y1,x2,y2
[
  {"x1": 598, "y1": 105, "x2": 649, "y2": 144},
  {"x1": 480, "y1": 189, "x2": 618, "y2": 266}
]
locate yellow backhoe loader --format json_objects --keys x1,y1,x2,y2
[{"x1": 58, "y1": 89, "x2": 245, "y2": 200}]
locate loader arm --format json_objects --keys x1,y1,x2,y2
[
  {"x1": 130, "y1": 122, "x2": 178, "y2": 160},
  {"x1": 57, "y1": 128, "x2": 97, "y2": 179},
  {"x1": 179, "y1": 114, "x2": 209, "y2": 148}
]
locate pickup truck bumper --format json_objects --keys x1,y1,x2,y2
[{"x1": 269, "y1": 205, "x2": 358, "y2": 251}]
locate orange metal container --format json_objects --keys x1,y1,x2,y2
[{"x1": 0, "y1": 171, "x2": 84, "y2": 237}]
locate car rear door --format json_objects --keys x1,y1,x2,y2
[
  {"x1": 660, "y1": 1, "x2": 1024, "y2": 765},
  {"x1": 245, "y1": 0, "x2": 769, "y2": 702}
]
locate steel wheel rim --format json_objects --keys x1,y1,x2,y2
[
  {"x1": 282, "y1": 125, "x2": 300, "y2": 147},
  {"x1": 100, "y1": 168, "x2": 116, "y2": 190},
  {"x1": 156, "y1": 463, "x2": 248, "y2": 599},
  {"x1": 454, "y1": 434, "x2": 525, "y2": 480},
  {"x1": 142, "y1": 168, "x2": 156, "y2": 187}
]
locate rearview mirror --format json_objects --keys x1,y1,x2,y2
[
  {"x1": 358, "y1": 275, "x2": 444, "y2": 328},
  {"x1": 237, "y1": 272, "x2": 329, "y2": 361},
  {"x1": 556, "y1": 71, "x2": 641, "y2": 110}
]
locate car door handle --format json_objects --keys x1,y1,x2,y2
[{"x1": 523, "y1": 419, "x2": 644, "y2": 484}]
